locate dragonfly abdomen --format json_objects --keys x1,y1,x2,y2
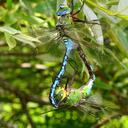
[
  {"x1": 77, "y1": 45, "x2": 96, "y2": 95},
  {"x1": 49, "y1": 38, "x2": 74, "y2": 107}
]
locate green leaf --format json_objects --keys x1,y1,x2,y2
[
  {"x1": 0, "y1": 26, "x2": 20, "y2": 35},
  {"x1": 7, "y1": 0, "x2": 13, "y2": 9},
  {"x1": 14, "y1": 33, "x2": 39, "y2": 48},
  {"x1": 118, "y1": 0, "x2": 128, "y2": 15},
  {"x1": 0, "y1": 26, "x2": 41, "y2": 47},
  {"x1": 4, "y1": 32, "x2": 17, "y2": 50},
  {"x1": 83, "y1": 3, "x2": 103, "y2": 45},
  {"x1": 112, "y1": 26, "x2": 128, "y2": 53},
  {"x1": 86, "y1": 0, "x2": 128, "y2": 20}
]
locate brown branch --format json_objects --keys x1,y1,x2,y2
[
  {"x1": 110, "y1": 90, "x2": 128, "y2": 114},
  {"x1": 0, "y1": 77, "x2": 49, "y2": 106},
  {"x1": 0, "y1": 118, "x2": 16, "y2": 128},
  {"x1": 0, "y1": 52, "x2": 46, "y2": 57},
  {"x1": 20, "y1": 97, "x2": 36, "y2": 128}
]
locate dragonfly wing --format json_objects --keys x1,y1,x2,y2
[
  {"x1": 31, "y1": 27, "x2": 58, "y2": 45},
  {"x1": 29, "y1": 26, "x2": 68, "y2": 59},
  {"x1": 66, "y1": 26, "x2": 125, "y2": 69}
]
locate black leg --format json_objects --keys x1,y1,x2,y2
[
  {"x1": 70, "y1": 0, "x2": 74, "y2": 14},
  {"x1": 64, "y1": 72, "x2": 76, "y2": 93},
  {"x1": 70, "y1": 0, "x2": 100, "y2": 25},
  {"x1": 72, "y1": 0, "x2": 84, "y2": 16},
  {"x1": 65, "y1": 77, "x2": 70, "y2": 91},
  {"x1": 72, "y1": 17, "x2": 101, "y2": 25}
]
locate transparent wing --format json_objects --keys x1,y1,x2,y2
[
  {"x1": 30, "y1": 26, "x2": 58, "y2": 45},
  {"x1": 64, "y1": 23, "x2": 126, "y2": 70},
  {"x1": 28, "y1": 26, "x2": 68, "y2": 60},
  {"x1": 29, "y1": 23, "x2": 126, "y2": 71},
  {"x1": 69, "y1": 93, "x2": 119, "y2": 116}
]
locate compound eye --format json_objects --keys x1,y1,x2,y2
[{"x1": 55, "y1": 87, "x2": 67, "y2": 104}]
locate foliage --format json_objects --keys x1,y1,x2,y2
[{"x1": 0, "y1": 0, "x2": 128, "y2": 128}]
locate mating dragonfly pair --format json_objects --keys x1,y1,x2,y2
[{"x1": 48, "y1": 0, "x2": 99, "y2": 108}]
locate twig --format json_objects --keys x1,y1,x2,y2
[
  {"x1": 0, "y1": 118, "x2": 17, "y2": 128},
  {"x1": 20, "y1": 97, "x2": 36, "y2": 128},
  {"x1": 0, "y1": 77, "x2": 49, "y2": 106},
  {"x1": 0, "y1": 52, "x2": 46, "y2": 57}
]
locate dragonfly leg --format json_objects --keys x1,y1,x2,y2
[
  {"x1": 70, "y1": 0, "x2": 74, "y2": 15},
  {"x1": 73, "y1": 18, "x2": 101, "y2": 25},
  {"x1": 70, "y1": 0, "x2": 84, "y2": 22},
  {"x1": 70, "y1": 0, "x2": 100, "y2": 25},
  {"x1": 71, "y1": 14, "x2": 100, "y2": 25},
  {"x1": 65, "y1": 77, "x2": 70, "y2": 91},
  {"x1": 71, "y1": 0, "x2": 84, "y2": 16},
  {"x1": 70, "y1": 0, "x2": 84, "y2": 14},
  {"x1": 64, "y1": 72, "x2": 75, "y2": 91}
]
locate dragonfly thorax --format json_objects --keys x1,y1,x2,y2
[{"x1": 56, "y1": 23, "x2": 67, "y2": 38}]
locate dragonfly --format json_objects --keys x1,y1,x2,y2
[
  {"x1": 49, "y1": 0, "x2": 96, "y2": 108},
  {"x1": 33, "y1": 0, "x2": 124, "y2": 108},
  {"x1": 51, "y1": 42, "x2": 97, "y2": 108}
]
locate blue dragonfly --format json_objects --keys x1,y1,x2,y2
[
  {"x1": 49, "y1": 1, "x2": 77, "y2": 108},
  {"x1": 49, "y1": 0, "x2": 97, "y2": 108}
]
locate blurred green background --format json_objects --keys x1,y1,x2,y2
[{"x1": 0, "y1": 0, "x2": 128, "y2": 128}]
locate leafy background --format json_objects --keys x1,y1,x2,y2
[{"x1": 0, "y1": 0, "x2": 128, "y2": 128}]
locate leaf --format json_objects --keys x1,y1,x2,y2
[
  {"x1": 118, "y1": 0, "x2": 128, "y2": 15},
  {"x1": 4, "y1": 32, "x2": 17, "y2": 50},
  {"x1": 7, "y1": 0, "x2": 13, "y2": 9},
  {"x1": 0, "y1": 26, "x2": 21, "y2": 35},
  {"x1": 14, "y1": 33, "x2": 39, "y2": 48},
  {"x1": 83, "y1": 3, "x2": 104, "y2": 45},
  {"x1": 95, "y1": 78, "x2": 112, "y2": 90},
  {"x1": 86, "y1": 0, "x2": 128, "y2": 20},
  {"x1": 109, "y1": 25, "x2": 128, "y2": 54},
  {"x1": 0, "y1": 26, "x2": 41, "y2": 47}
]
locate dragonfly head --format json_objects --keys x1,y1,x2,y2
[
  {"x1": 55, "y1": 87, "x2": 68, "y2": 106},
  {"x1": 56, "y1": 5, "x2": 71, "y2": 16}
]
